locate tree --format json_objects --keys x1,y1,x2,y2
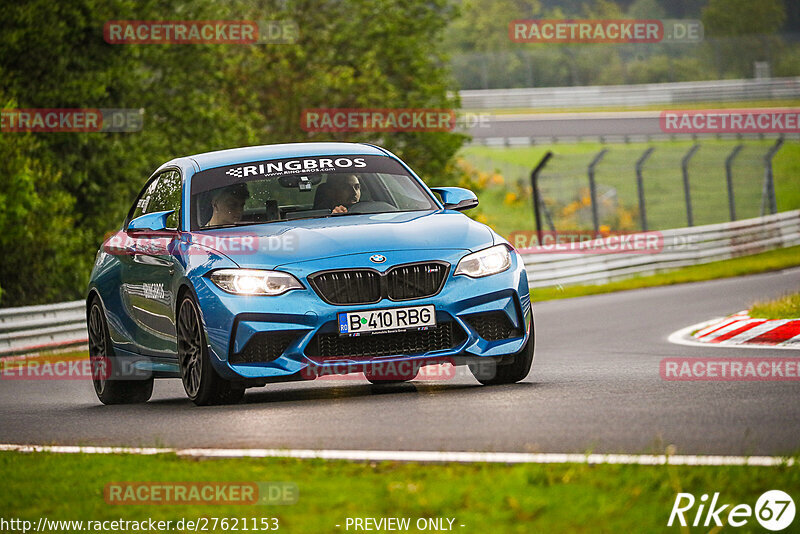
[
  {"x1": 702, "y1": 0, "x2": 785, "y2": 37},
  {"x1": 702, "y1": 0, "x2": 786, "y2": 77},
  {"x1": 0, "y1": 0, "x2": 466, "y2": 305},
  {"x1": 235, "y1": 0, "x2": 465, "y2": 181},
  {"x1": 0, "y1": 96, "x2": 84, "y2": 305},
  {"x1": 627, "y1": 0, "x2": 666, "y2": 20}
]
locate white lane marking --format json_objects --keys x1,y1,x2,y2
[
  {"x1": 668, "y1": 319, "x2": 800, "y2": 351},
  {"x1": 0, "y1": 443, "x2": 793, "y2": 466}
]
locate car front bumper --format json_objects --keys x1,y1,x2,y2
[{"x1": 193, "y1": 249, "x2": 532, "y2": 381}]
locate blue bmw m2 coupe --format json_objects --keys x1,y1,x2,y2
[{"x1": 87, "y1": 142, "x2": 533, "y2": 405}]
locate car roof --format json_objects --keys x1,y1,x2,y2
[{"x1": 184, "y1": 142, "x2": 391, "y2": 172}]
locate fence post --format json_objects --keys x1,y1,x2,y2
[
  {"x1": 681, "y1": 144, "x2": 700, "y2": 227},
  {"x1": 635, "y1": 147, "x2": 655, "y2": 231},
  {"x1": 724, "y1": 144, "x2": 743, "y2": 221},
  {"x1": 588, "y1": 148, "x2": 608, "y2": 233},
  {"x1": 530, "y1": 151, "x2": 553, "y2": 244},
  {"x1": 761, "y1": 137, "x2": 784, "y2": 216}
]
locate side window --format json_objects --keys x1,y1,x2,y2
[
  {"x1": 129, "y1": 175, "x2": 161, "y2": 222},
  {"x1": 129, "y1": 170, "x2": 182, "y2": 229},
  {"x1": 380, "y1": 174, "x2": 431, "y2": 210},
  {"x1": 148, "y1": 170, "x2": 182, "y2": 229}
]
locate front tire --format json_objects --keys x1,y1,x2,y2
[
  {"x1": 88, "y1": 298, "x2": 153, "y2": 404},
  {"x1": 177, "y1": 295, "x2": 244, "y2": 406},
  {"x1": 468, "y1": 319, "x2": 534, "y2": 385}
]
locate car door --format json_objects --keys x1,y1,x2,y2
[{"x1": 121, "y1": 169, "x2": 183, "y2": 358}]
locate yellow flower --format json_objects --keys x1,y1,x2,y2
[{"x1": 561, "y1": 201, "x2": 579, "y2": 217}]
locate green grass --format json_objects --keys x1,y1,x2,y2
[
  {"x1": 461, "y1": 139, "x2": 800, "y2": 303},
  {"x1": 749, "y1": 292, "x2": 800, "y2": 319},
  {"x1": 469, "y1": 98, "x2": 800, "y2": 115},
  {"x1": 531, "y1": 245, "x2": 800, "y2": 302},
  {"x1": 2, "y1": 451, "x2": 799, "y2": 533},
  {"x1": 462, "y1": 140, "x2": 800, "y2": 239}
]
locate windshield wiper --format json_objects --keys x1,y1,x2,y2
[
  {"x1": 329, "y1": 211, "x2": 378, "y2": 217},
  {"x1": 201, "y1": 221, "x2": 264, "y2": 230}
]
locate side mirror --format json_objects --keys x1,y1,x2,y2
[
  {"x1": 430, "y1": 187, "x2": 479, "y2": 211},
  {"x1": 127, "y1": 210, "x2": 175, "y2": 232}
]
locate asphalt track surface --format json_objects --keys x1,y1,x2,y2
[
  {"x1": 1, "y1": 268, "x2": 799, "y2": 455},
  {"x1": 467, "y1": 111, "x2": 665, "y2": 139},
  {"x1": 464, "y1": 110, "x2": 799, "y2": 140}
]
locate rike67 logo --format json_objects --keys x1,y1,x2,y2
[{"x1": 669, "y1": 490, "x2": 795, "y2": 531}]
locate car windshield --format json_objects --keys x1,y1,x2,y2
[{"x1": 190, "y1": 155, "x2": 437, "y2": 230}]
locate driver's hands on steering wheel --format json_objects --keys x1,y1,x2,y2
[{"x1": 332, "y1": 205, "x2": 348, "y2": 214}]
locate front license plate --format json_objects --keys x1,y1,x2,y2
[{"x1": 338, "y1": 305, "x2": 436, "y2": 336}]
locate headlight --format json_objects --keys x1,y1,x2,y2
[
  {"x1": 454, "y1": 245, "x2": 512, "y2": 278},
  {"x1": 208, "y1": 269, "x2": 303, "y2": 296}
]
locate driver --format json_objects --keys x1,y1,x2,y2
[
  {"x1": 327, "y1": 174, "x2": 361, "y2": 214},
  {"x1": 206, "y1": 183, "x2": 250, "y2": 226}
]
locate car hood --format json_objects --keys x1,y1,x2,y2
[{"x1": 187, "y1": 210, "x2": 494, "y2": 269}]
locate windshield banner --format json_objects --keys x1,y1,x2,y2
[{"x1": 191, "y1": 154, "x2": 407, "y2": 195}]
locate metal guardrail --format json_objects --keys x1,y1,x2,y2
[
  {"x1": 459, "y1": 77, "x2": 800, "y2": 110},
  {"x1": 470, "y1": 132, "x2": 800, "y2": 147},
  {"x1": 0, "y1": 301, "x2": 87, "y2": 356},
  {"x1": 521, "y1": 210, "x2": 800, "y2": 288},
  {"x1": 0, "y1": 210, "x2": 797, "y2": 355}
]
